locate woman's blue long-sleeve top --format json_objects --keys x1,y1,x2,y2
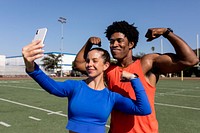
[{"x1": 27, "y1": 64, "x2": 151, "y2": 133}]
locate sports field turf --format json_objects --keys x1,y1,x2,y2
[{"x1": 0, "y1": 77, "x2": 200, "y2": 133}]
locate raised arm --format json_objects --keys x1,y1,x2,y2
[
  {"x1": 22, "y1": 41, "x2": 73, "y2": 97},
  {"x1": 73, "y1": 37, "x2": 101, "y2": 73},
  {"x1": 113, "y1": 71, "x2": 151, "y2": 115},
  {"x1": 143, "y1": 28, "x2": 199, "y2": 74}
]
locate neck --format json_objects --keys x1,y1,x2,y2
[
  {"x1": 117, "y1": 50, "x2": 134, "y2": 67},
  {"x1": 118, "y1": 54, "x2": 135, "y2": 68},
  {"x1": 85, "y1": 74, "x2": 105, "y2": 90}
]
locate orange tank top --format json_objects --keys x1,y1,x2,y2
[{"x1": 106, "y1": 60, "x2": 158, "y2": 133}]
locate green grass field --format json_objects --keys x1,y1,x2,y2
[{"x1": 0, "y1": 77, "x2": 200, "y2": 133}]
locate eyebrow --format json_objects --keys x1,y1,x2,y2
[
  {"x1": 110, "y1": 37, "x2": 124, "y2": 40},
  {"x1": 86, "y1": 57, "x2": 99, "y2": 61}
]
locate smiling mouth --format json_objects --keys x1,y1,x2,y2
[
  {"x1": 87, "y1": 69, "x2": 95, "y2": 72},
  {"x1": 111, "y1": 49, "x2": 121, "y2": 53},
  {"x1": 112, "y1": 49, "x2": 120, "y2": 51}
]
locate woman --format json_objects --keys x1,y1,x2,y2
[{"x1": 22, "y1": 40, "x2": 151, "y2": 133}]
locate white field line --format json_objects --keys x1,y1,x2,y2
[
  {"x1": 28, "y1": 116, "x2": 41, "y2": 121},
  {"x1": 3, "y1": 84, "x2": 200, "y2": 97},
  {"x1": 0, "y1": 98, "x2": 67, "y2": 117},
  {"x1": 156, "y1": 92, "x2": 200, "y2": 98},
  {"x1": 2, "y1": 84, "x2": 199, "y2": 128},
  {"x1": 3, "y1": 84, "x2": 200, "y2": 98},
  {"x1": 0, "y1": 121, "x2": 11, "y2": 127},
  {"x1": 157, "y1": 86, "x2": 200, "y2": 91},
  {"x1": 164, "y1": 89, "x2": 185, "y2": 94},
  {"x1": 47, "y1": 111, "x2": 63, "y2": 115},
  {"x1": 155, "y1": 102, "x2": 200, "y2": 111},
  {"x1": 0, "y1": 97, "x2": 111, "y2": 128},
  {"x1": 0, "y1": 84, "x2": 43, "y2": 91}
]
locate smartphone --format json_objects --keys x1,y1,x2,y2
[{"x1": 33, "y1": 28, "x2": 47, "y2": 44}]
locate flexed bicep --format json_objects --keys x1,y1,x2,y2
[{"x1": 153, "y1": 53, "x2": 185, "y2": 74}]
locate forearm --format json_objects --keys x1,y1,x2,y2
[
  {"x1": 130, "y1": 78, "x2": 151, "y2": 115},
  {"x1": 165, "y1": 32, "x2": 199, "y2": 66},
  {"x1": 114, "y1": 78, "x2": 151, "y2": 115},
  {"x1": 119, "y1": 71, "x2": 151, "y2": 115},
  {"x1": 24, "y1": 61, "x2": 35, "y2": 72},
  {"x1": 73, "y1": 41, "x2": 92, "y2": 72},
  {"x1": 27, "y1": 63, "x2": 67, "y2": 97}
]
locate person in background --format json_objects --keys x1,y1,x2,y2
[
  {"x1": 22, "y1": 40, "x2": 151, "y2": 133},
  {"x1": 73, "y1": 21, "x2": 199, "y2": 133}
]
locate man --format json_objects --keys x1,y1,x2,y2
[{"x1": 73, "y1": 21, "x2": 199, "y2": 133}]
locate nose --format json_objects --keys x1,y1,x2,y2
[
  {"x1": 113, "y1": 40, "x2": 118, "y2": 46},
  {"x1": 86, "y1": 60, "x2": 93, "y2": 67},
  {"x1": 110, "y1": 40, "x2": 118, "y2": 47}
]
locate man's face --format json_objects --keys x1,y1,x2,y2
[{"x1": 109, "y1": 32, "x2": 131, "y2": 60}]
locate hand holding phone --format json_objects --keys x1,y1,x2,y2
[{"x1": 33, "y1": 28, "x2": 47, "y2": 44}]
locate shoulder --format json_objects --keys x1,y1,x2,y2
[
  {"x1": 141, "y1": 53, "x2": 160, "y2": 60},
  {"x1": 63, "y1": 80, "x2": 83, "y2": 87},
  {"x1": 140, "y1": 53, "x2": 160, "y2": 65},
  {"x1": 105, "y1": 88, "x2": 121, "y2": 100},
  {"x1": 64, "y1": 79, "x2": 80, "y2": 83},
  {"x1": 106, "y1": 63, "x2": 118, "y2": 73},
  {"x1": 140, "y1": 53, "x2": 161, "y2": 74}
]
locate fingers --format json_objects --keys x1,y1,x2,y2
[
  {"x1": 145, "y1": 28, "x2": 163, "y2": 42},
  {"x1": 89, "y1": 37, "x2": 101, "y2": 47},
  {"x1": 146, "y1": 38, "x2": 154, "y2": 42},
  {"x1": 120, "y1": 71, "x2": 132, "y2": 82},
  {"x1": 22, "y1": 40, "x2": 44, "y2": 63},
  {"x1": 145, "y1": 29, "x2": 154, "y2": 42},
  {"x1": 145, "y1": 29, "x2": 152, "y2": 38},
  {"x1": 122, "y1": 71, "x2": 131, "y2": 78}
]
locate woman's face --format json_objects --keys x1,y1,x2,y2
[{"x1": 85, "y1": 50, "x2": 109, "y2": 78}]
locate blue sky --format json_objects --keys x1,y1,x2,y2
[{"x1": 1, "y1": 0, "x2": 200, "y2": 57}]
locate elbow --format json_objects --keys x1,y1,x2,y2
[
  {"x1": 73, "y1": 60, "x2": 84, "y2": 72},
  {"x1": 195, "y1": 58, "x2": 200, "y2": 65},
  {"x1": 137, "y1": 104, "x2": 151, "y2": 116},
  {"x1": 141, "y1": 108, "x2": 152, "y2": 116},
  {"x1": 73, "y1": 62, "x2": 81, "y2": 72},
  {"x1": 182, "y1": 57, "x2": 199, "y2": 67},
  {"x1": 72, "y1": 61, "x2": 78, "y2": 70},
  {"x1": 133, "y1": 105, "x2": 152, "y2": 116},
  {"x1": 189, "y1": 57, "x2": 199, "y2": 66},
  {"x1": 187, "y1": 52, "x2": 199, "y2": 66}
]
